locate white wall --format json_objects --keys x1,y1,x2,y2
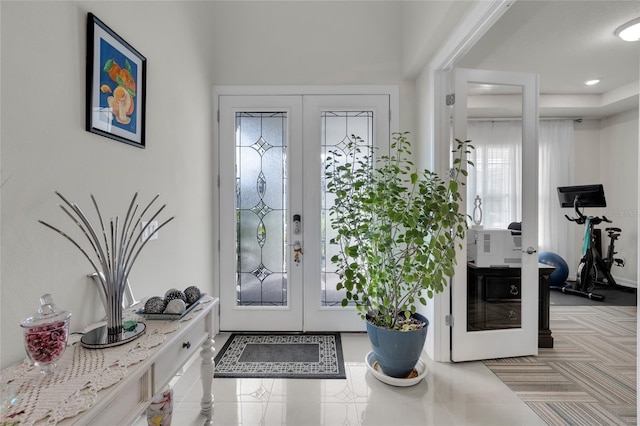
[
  {"x1": 401, "y1": 0, "x2": 475, "y2": 80},
  {"x1": 1, "y1": 1, "x2": 216, "y2": 368},
  {"x1": 572, "y1": 110, "x2": 639, "y2": 286},
  {"x1": 573, "y1": 120, "x2": 602, "y2": 184},
  {"x1": 0, "y1": 0, "x2": 412, "y2": 368},
  {"x1": 600, "y1": 109, "x2": 639, "y2": 286}
]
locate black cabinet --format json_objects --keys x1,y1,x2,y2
[{"x1": 467, "y1": 263, "x2": 554, "y2": 348}]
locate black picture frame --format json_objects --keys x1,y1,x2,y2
[{"x1": 86, "y1": 13, "x2": 146, "y2": 148}]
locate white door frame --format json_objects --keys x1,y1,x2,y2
[
  {"x1": 212, "y1": 86, "x2": 399, "y2": 331},
  {"x1": 423, "y1": 0, "x2": 517, "y2": 362}
]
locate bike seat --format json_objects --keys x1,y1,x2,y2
[{"x1": 606, "y1": 227, "x2": 621, "y2": 233}]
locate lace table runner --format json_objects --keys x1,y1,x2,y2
[{"x1": 0, "y1": 296, "x2": 214, "y2": 426}]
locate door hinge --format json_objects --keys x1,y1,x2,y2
[
  {"x1": 446, "y1": 93, "x2": 455, "y2": 106},
  {"x1": 445, "y1": 314, "x2": 454, "y2": 327},
  {"x1": 217, "y1": 174, "x2": 220, "y2": 188},
  {"x1": 217, "y1": 109, "x2": 220, "y2": 123}
]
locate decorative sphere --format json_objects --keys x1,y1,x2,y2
[
  {"x1": 538, "y1": 251, "x2": 570, "y2": 287},
  {"x1": 144, "y1": 297, "x2": 167, "y2": 314},
  {"x1": 164, "y1": 288, "x2": 180, "y2": 297},
  {"x1": 164, "y1": 299, "x2": 186, "y2": 314},
  {"x1": 184, "y1": 286, "x2": 202, "y2": 305},
  {"x1": 165, "y1": 290, "x2": 186, "y2": 303}
]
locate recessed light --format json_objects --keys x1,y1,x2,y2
[
  {"x1": 585, "y1": 79, "x2": 600, "y2": 86},
  {"x1": 615, "y1": 17, "x2": 640, "y2": 42}
]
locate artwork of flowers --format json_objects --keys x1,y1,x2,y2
[{"x1": 86, "y1": 13, "x2": 146, "y2": 148}]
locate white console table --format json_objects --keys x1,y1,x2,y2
[{"x1": 0, "y1": 296, "x2": 219, "y2": 425}]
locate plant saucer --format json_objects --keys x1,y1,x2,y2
[{"x1": 365, "y1": 351, "x2": 427, "y2": 387}]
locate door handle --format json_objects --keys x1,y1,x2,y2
[
  {"x1": 293, "y1": 240, "x2": 303, "y2": 266},
  {"x1": 523, "y1": 247, "x2": 537, "y2": 255},
  {"x1": 292, "y1": 214, "x2": 302, "y2": 266}
]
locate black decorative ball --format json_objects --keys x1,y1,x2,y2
[
  {"x1": 165, "y1": 290, "x2": 186, "y2": 303},
  {"x1": 164, "y1": 288, "x2": 180, "y2": 297},
  {"x1": 144, "y1": 296, "x2": 167, "y2": 314},
  {"x1": 184, "y1": 285, "x2": 202, "y2": 305}
]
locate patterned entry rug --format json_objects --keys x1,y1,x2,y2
[
  {"x1": 214, "y1": 332, "x2": 346, "y2": 379},
  {"x1": 484, "y1": 305, "x2": 636, "y2": 425}
]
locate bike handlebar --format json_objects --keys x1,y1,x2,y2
[
  {"x1": 564, "y1": 214, "x2": 611, "y2": 225},
  {"x1": 564, "y1": 198, "x2": 611, "y2": 225}
]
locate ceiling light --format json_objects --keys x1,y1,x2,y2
[
  {"x1": 615, "y1": 17, "x2": 640, "y2": 42},
  {"x1": 585, "y1": 79, "x2": 600, "y2": 86}
]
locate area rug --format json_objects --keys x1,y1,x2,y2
[
  {"x1": 213, "y1": 332, "x2": 346, "y2": 379},
  {"x1": 484, "y1": 305, "x2": 636, "y2": 425}
]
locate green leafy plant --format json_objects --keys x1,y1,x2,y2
[{"x1": 326, "y1": 132, "x2": 473, "y2": 330}]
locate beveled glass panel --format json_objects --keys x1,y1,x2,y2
[
  {"x1": 237, "y1": 210, "x2": 260, "y2": 272},
  {"x1": 237, "y1": 147, "x2": 261, "y2": 209},
  {"x1": 261, "y1": 274, "x2": 287, "y2": 305},
  {"x1": 235, "y1": 112, "x2": 288, "y2": 307},
  {"x1": 236, "y1": 274, "x2": 261, "y2": 305},
  {"x1": 321, "y1": 111, "x2": 374, "y2": 306},
  {"x1": 261, "y1": 211, "x2": 285, "y2": 271},
  {"x1": 261, "y1": 147, "x2": 285, "y2": 207}
]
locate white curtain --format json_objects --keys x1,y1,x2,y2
[
  {"x1": 467, "y1": 121, "x2": 522, "y2": 229},
  {"x1": 538, "y1": 120, "x2": 575, "y2": 271},
  {"x1": 467, "y1": 120, "x2": 575, "y2": 271}
]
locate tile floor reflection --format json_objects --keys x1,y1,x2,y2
[{"x1": 156, "y1": 332, "x2": 546, "y2": 426}]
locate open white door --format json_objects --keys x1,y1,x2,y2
[{"x1": 450, "y1": 68, "x2": 539, "y2": 362}]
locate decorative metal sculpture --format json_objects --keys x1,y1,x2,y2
[{"x1": 39, "y1": 192, "x2": 174, "y2": 347}]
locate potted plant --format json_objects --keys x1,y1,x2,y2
[{"x1": 326, "y1": 132, "x2": 472, "y2": 378}]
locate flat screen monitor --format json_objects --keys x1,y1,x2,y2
[{"x1": 557, "y1": 184, "x2": 606, "y2": 208}]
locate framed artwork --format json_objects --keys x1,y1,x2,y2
[{"x1": 86, "y1": 13, "x2": 146, "y2": 148}]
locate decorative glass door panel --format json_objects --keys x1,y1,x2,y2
[
  {"x1": 236, "y1": 112, "x2": 287, "y2": 307},
  {"x1": 320, "y1": 111, "x2": 374, "y2": 308}
]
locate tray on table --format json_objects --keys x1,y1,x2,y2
[{"x1": 136, "y1": 294, "x2": 205, "y2": 320}]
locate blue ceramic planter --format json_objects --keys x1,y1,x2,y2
[{"x1": 366, "y1": 313, "x2": 429, "y2": 378}]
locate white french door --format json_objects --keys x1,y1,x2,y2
[
  {"x1": 217, "y1": 91, "x2": 391, "y2": 332},
  {"x1": 449, "y1": 68, "x2": 540, "y2": 361},
  {"x1": 302, "y1": 95, "x2": 390, "y2": 331}
]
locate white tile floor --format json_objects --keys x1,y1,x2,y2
[{"x1": 156, "y1": 332, "x2": 547, "y2": 426}]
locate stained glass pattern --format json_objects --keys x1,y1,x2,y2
[
  {"x1": 321, "y1": 111, "x2": 374, "y2": 306},
  {"x1": 236, "y1": 112, "x2": 287, "y2": 306}
]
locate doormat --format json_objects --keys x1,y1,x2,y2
[{"x1": 213, "y1": 332, "x2": 346, "y2": 379}]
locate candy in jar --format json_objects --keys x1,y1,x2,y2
[{"x1": 20, "y1": 294, "x2": 71, "y2": 375}]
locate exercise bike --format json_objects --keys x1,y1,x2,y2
[{"x1": 557, "y1": 184, "x2": 628, "y2": 300}]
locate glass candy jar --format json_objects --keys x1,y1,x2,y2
[{"x1": 20, "y1": 294, "x2": 71, "y2": 374}]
